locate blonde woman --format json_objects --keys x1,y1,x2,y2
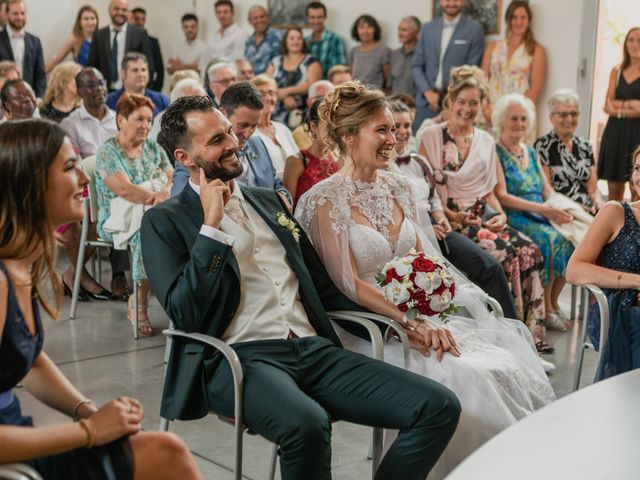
[
  {"x1": 41, "y1": 62, "x2": 82, "y2": 123},
  {"x1": 46, "y1": 5, "x2": 98, "y2": 72}
]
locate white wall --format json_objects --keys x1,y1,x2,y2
[{"x1": 25, "y1": 0, "x2": 584, "y2": 131}]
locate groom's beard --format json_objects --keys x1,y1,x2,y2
[{"x1": 193, "y1": 151, "x2": 243, "y2": 182}]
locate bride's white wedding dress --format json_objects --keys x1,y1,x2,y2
[{"x1": 296, "y1": 171, "x2": 555, "y2": 479}]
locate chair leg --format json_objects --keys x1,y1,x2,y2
[
  {"x1": 133, "y1": 281, "x2": 139, "y2": 340},
  {"x1": 97, "y1": 246, "x2": 103, "y2": 284},
  {"x1": 371, "y1": 427, "x2": 383, "y2": 478},
  {"x1": 570, "y1": 284, "x2": 578, "y2": 321},
  {"x1": 268, "y1": 443, "x2": 278, "y2": 480},
  {"x1": 70, "y1": 211, "x2": 90, "y2": 320},
  {"x1": 159, "y1": 417, "x2": 170, "y2": 432},
  {"x1": 572, "y1": 288, "x2": 591, "y2": 392}
]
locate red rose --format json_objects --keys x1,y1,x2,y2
[
  {"x1": 397, "y1": 302, "x2": 409, "y2": 313},
  {"x1": 385, "y1": 268, "x2": 402, "y2": 283},
  {"x1": 413, "y1": 257, "x2": 437, "y2": 272},
  {"x1": 434, "y1": 283, "x2": 447, "y2": 295},
  {"x1": 449, "y1": 284, "x2": 456, "y2": 298},
  {"x1": 418, "y1": 301, "x2": 437, "y2": 317},
  {"x1": 412, "y1": 289, "x2": 427, "y2": 302}
]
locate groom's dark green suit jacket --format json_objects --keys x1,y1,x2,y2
[{"x1": 141, "y1": 184, "x2": 366, "y2": 421}]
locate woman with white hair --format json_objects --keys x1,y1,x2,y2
[
  {"x1": 493, "y1": 93, "x2": 574, "y2": 330},
  {"x1": 535, "y1": 88, "x2": 603, "y2": 211}
]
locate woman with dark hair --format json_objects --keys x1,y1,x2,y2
[
  {"x1": 481, "y1": 0, "x2": 546, "y2": 140},
  {"x1": 597, "y1": 26, "x2": 640, "y2": 201},
  {"x1": 350, "y1": 14, "x2": 391, "y2": 90},
  {"x1": 46, "y1": 5, "x2": 99, "y2": 72},
  {"x1": 95, "y1": 94, "x2": 173, "y2": 337},
  {"x1": 0, "y1": 79, "x2": 36, "y2": 121},
  {"x1": 0, "y1": 119, "x2": 201, "y2": 479},
  {"x1": 266, "y1": 27, "x2": 321, "y2": 127},
  {"x1": 282, "y1": 99, "x2": 339, "y2": 204}
]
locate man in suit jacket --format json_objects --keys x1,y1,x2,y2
[
  {"x1": 130, "y1": 6, "x2": 164, "y2": 92},
  {"x1": 0, "y1": 0, "x2": 45, "y2": 97},
  {"x1": 411, "y1": 0, "x2": 484, "y2": 132},
  {"x1": 87, "y1": 0, "x2": 155, "y2": 91},
  {"x1": 169, "y1": 82, "x2": 291, "y2": 205},
  {"x1": 141, "y1": 95, "x2": 460, "y2": 479}
]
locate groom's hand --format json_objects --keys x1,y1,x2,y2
[
  {"x1": 416, "y1": 322, "x2": 461, "y2": 361},
  {"x1": 200, "y1": 168, "x2": 231, "y2": 228}
]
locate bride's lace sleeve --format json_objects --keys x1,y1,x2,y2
[{"x1": 295, "y1": 178, "x2": 359, "y2": 303}]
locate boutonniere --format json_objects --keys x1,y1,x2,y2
[{"x1": 275, "y1": 211, "x2": 300, "y2": 242}]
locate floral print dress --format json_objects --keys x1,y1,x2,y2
[{"x1": 438, "y1": 127, "x2": 546, "y2": 327}]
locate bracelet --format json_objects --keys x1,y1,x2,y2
[
  {"x1": 73, "y1": 399, "x2": 95, "y2": 420},
  {"x1": 76, "y1": 418, "x2": 96, "y2": 448}
]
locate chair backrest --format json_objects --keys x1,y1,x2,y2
[
  {"x1": 81, "y1": 155, "x2": 99, "y2": 220},
  {"x1": 0, "y1": 463, "x2": 43, "y2": 480}
]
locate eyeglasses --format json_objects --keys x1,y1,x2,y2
[
  {"x1": 552, "y1": 111, "x2": 579, "y2": 119},
  {"x1": 212, "y1": 78, "x2": 236, "y2": 86}
]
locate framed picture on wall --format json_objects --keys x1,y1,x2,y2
[
  {"x1": 432, "y1": 0, "x2": 502, "y2": 35},
  {"x1": 268, "y1": 0, "x2": 308, "y2": 28}
]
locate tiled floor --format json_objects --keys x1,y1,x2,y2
[{"x1": 14, "y1": 258, "x2": 600, "y2": 479}]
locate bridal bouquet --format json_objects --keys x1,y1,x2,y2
[{"x1": 376, "y1": 249, "x2": 457, "y2": 322}]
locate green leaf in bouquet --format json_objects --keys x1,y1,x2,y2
[{"x1": 405, "y1": 308, "x2": 418, "y2": 321}]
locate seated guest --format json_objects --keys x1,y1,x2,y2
[
  {"x1": 46, "y1": 5, "x2": 98, "y2": 72},
  {"x1": 95, "y1": 93, "x2": 173, "y2": 336},
  {"x1": 304, "y1": 1, "x2": 346, "y2": 78},
  {"x1": 0, "y1": 119, "x2": 202, "y2": 480},
  {"x1": 40, "y1": 61, "x2": 82, "y2": 123},
  {"x1": 390, "y1": 100, "x2": 518, "y2": 318},
  {"x1": 388, "y1": 92, "x2": 418, "y2": 153},
  {"x1": 142, "y1": 95, "x2": 461, "y2": 480},
  {"x1": 207, "y1": 61, "x2": 237, "y2": 107},
  {"x1": 150, "y1": 77, "x2": 207, "y2": 142},
  {"x1": 390, "y1": 16, "x2": 420, "y2": 97},
  {"x1": 535, "y1": 88, "x2": 603, "y2": 212},
  {"x1": 349, "y1": 14, "x2": 390, "y2": 90},
  {"x1": 266, "y1": 27, "x2": 321, "y2": 127},
  {"x1": 566, "y1": 146, "x2": 640, "y2": 381},
  {"x1": 0, "y1": 60, "x2": 19, "y2": 120},
  {"x1": 251, "y1": 74, "x2": 300, "y2": 177},
  {"x1": 420, "y1": 66, "x2": 550, "y2": 352},
  {"x1": 235, "y1": 57, "x2": 254, "y2": 81},
  {"x1": 168, "y1": 68, "x2": 201, "y2": 93},
  {"x1": 292, "y1": 79, "x2": 333, "y2": 149},
  {"x1": 106, "y1": 52, "x2": 169, "y2": 118},
  {"x1": 0, "y1": 78, "x2": 36, "y2": 120},
  {"x1": 244, "y1": 5, "x2": 282, "y2": 75},
  {"x1": 283, "y1": 99, "x2": 339, "y2": 204},
  {"x1": 167, "y1": 13, "x2": 208, "y2": 77},
  {"x1": 327, "y1": 64, "x2": 352, "y2": 85},
  {"x1": 493, "y1": 92, "x2": 575, "y2": 330}
]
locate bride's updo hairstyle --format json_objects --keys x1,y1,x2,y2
[
  {"x1": 444, "y1": 65, "x2": 489, "y2": 106},
  {"x1": 318, "y1": 80, "x2": 388, "y2": 156}
]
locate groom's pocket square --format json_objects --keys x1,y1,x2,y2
[{"x1": 453, "y1": 39, "x2": 468, "y2": 45}]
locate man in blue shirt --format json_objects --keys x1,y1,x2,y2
[
  {"x1": 304, "y1": 1, "x2": 346, "y2": 79},
  {"x1": 106, "y1": 52, "x2": 169, "y2": 118},
  {"x1": 244, "y1": 5, "x2": 282, "y2": 75}
]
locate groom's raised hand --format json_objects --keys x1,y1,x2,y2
[{"x1": 200, "y1": 168, "x2": 231, "y2": 229}]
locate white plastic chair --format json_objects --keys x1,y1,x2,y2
[{"x1": 0, "y1": 464, "x2": 42, "y2": 480}]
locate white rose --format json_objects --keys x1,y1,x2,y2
[
  {"x1": 383, "y1": 279, "x2": 411, "y2": 305},
  {"x1": 414, "y1": 271, "x2": 442, "y2": 294},
  {"x1": 277, "y1": 214, "x2": 289, "y2": 227},
  {"x1": 430, "y1": 290, "x2": 452, "y2": 312}
]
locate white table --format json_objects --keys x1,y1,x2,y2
[{"x1": 445, "y1": 369, "x2": 640, "y2": 480}]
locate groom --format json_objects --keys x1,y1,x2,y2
[{"x1": 141, "y1": 96, "x2": 460, "y2": 480}]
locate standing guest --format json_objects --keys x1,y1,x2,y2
[
  {"x1": 493, "y1": 93, "x2": 574, "y2": 330},
  {"x1": 46, "y1": 5, "x2": 98, "y2": 72},
  {"x1": 0, "y1": 119, "x2": 202, "y2": 480},
  {"x1": 251, "y1": 74, "x2": 299, "y2": 177},
  {"x1": 304, "y1": 1, "x2": 346, "y2": 79},
  {"x1": 390, "y1": 16, "x2": 420, "y2": 96},
  {"x1": 482, "y1": 0, "x2": 546, "y2": 140},
  {"x1": 207, "y1": 61, "x2": 237, "y2": 107},
  {"x1": 567, "y1": 146, "x2": 640, "y2": 381},
  {"x1": 412, "y1": 0, "x2": 484, "y2": 132},
  {"x1": 0, "y1": 0, "x2": 45, "y2": 97},
  {"x1": 420, "y1": 67, "x2": 549, "y2": 350},
  {"x1": 106, "y1": 52, "x2": 169, "y2": 118},
  {"x1": 284, "y1": 99, "x2": 339, "y2": 204},
  {"x1": 327, "y1": 64, "x2": 352, "y2": 85},
  {"x1": 597, "y1": 26, "x2": 640, "y2": 201},
  {"x1": 0, "y1": 78, "x2": 35, "y2": 120},
  {"x1": 207, "y1": 0, "x2": 247, "y2": 63},
  {"x1": 349, "y1": 14, "x2": 390, "y2": 90},
  {"x1": 0, "y1": 0, "x2": 7, "y2": 29},
  {"x1": 535, "y1": 88, "x2": 603, "y2": 212},
  {"x1": 167, "y1": 14, "x2": 207, "y2": 77},
  {"x1": 235, "y1": 58, "x2": 254, "y2": 81},
  {"x1": 292, "y1": 79, "x2": 333, "y2": 149},
  {"x1": 130, "y1": 7, "x2": 164, "y2": 92},
  {"x1": 267, "y1": 27, "x2": 321, "y2": 126},
  {"x1": 244, "y1": 5, "x2": 283, "y2": 75},
  {"x1": 87, "y1": 0, "x2": 154, "y2": 92},
  {"x1": 96, "y1": 93, "x2": 173, "y2": 336},
  {"x1": 41, "y1": 62, "x2": 82, "y2": 123}
]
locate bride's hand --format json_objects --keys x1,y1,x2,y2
[{"x1": 415, "y1": 322, "x2": 461, "y2": 361}]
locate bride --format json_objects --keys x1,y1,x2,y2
[{"x1": 295, "y1": 82, "x2": 555, "y2": 479}]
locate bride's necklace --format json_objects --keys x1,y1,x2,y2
[{"x1": 347, "y1": 176, "x2": 395, "y2": 238}]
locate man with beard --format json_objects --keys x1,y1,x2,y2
[
  {"x1": 141, "y1": 94, "x2": 460, "y2": 480},
  {"x1": 87, "y1": 0, "x2": 154, "y2": 91},
  {"x1": 411, "y1": 0, "x2": 484, "y2": 132},
  {"x1": 169, "y1": 82, "x2": 290, "y2": 205},
  {"x1": 0, "y1": 0, "x2": 46, "y2": 97}
]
